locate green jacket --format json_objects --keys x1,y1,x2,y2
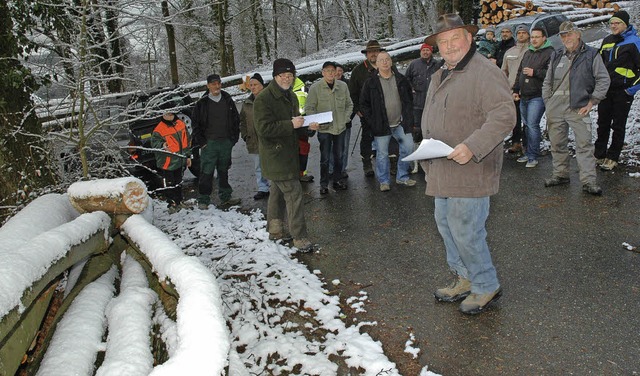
[
  {"x1": 239, "y1": 94, "x2": 259, "y2": 154},
  {"x1": 305, "y1": 79, "x2": 353, "y2": 135},
  {"x1": 254, "y1": 80, "x2": 306, "y2": 181}
]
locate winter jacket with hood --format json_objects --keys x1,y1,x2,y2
[
  {"x1": 421, "y1": 43, "x2": 516, "y2": 198},
  {"x1": 599, "y1": 25, "x2": 640, "y2": 95}
]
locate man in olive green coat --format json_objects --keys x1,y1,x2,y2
[{"x1": 254, "y1": 58, "x2": 317, "y2": 252}]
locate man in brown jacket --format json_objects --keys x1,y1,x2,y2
[{"x1": 422, "y1": 14, "x2": 516, "y2": 315}]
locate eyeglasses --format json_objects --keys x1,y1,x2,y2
[{"x1": 610, "y1": 21, "x2": 623, "y2": 26}]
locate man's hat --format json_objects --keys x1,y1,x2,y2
[
  {"x1": 361, "y1": 40, "x2": 386, "y2": 54},
  {"x1": 207, "y1": 74, "x2": 221, "y2": 83},
  {"x1": 272, "y1": 58, "x2": 296, "y2": 77},
  {"x1": 515, "y1": 24, "x2": 529, "y2": 34},
  {"x1": 559, "y1": 21, "x2": 580, "y2": 35},
  {"x1": 420, "y1": 43, "x2": 434, "y2": 52},
  {"x1": 322, "y1": 61, "x2": 338, "y2": 69},
  {"x1": 611, "y1": 10, "x2": 630, "y2": 27},
  {"x1": 424, "y1": 13, "x2": 479, "y2": 46},
  {"x1": 250, "y1": 73, "x2": 264, "y2": 86}
]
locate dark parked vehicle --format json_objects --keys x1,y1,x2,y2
[{"x1": 495, "y1": 13, "x2": 569, "y2": 50}]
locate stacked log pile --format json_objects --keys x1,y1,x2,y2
[{"x1": 479, "y1": 0, "x2": 623, "y2": 26}]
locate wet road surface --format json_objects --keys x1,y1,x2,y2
[{"x1": 201, "y1": 118, "x2": 640, "y2": 375}]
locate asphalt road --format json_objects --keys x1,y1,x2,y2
[{"x1": 200, "y1": 116, "x2": 640, "y2": 375}]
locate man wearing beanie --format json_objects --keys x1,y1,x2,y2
[
  {"x1": 495, "y1": 26, "x2": 515, "y2": 68},
  {"x1": 405, "y1": 43, "x2": 444, "y2": 172},
  {"x1": 240, "y1": 73, "x2": 270, "y2": 200},
  {"x1": 502, "y1": 24, "x2": 530, "y2": 155},
  {"x1": 193, "y1": 73, "x2": 241, "y2": 209},
  {"x1": 253, "y1": 58, "x2": 315, "y2": 252},
  {"x1": 595, "y1": 10, "x2": 640, "y2": 171}
]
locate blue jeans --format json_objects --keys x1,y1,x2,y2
[
  {"x1": 318, "y1": 131, "x2": 345, "y2": 188},
  {"x1": 520, "y1": 97, "x2": 545, "y2": 161},
  {"x1": 434, "y1": 197, "x2": 499, "y2": 294},
  {"x1": 374, "y1": 126, "x2": 413, "y2": 184},
  {"x1": 252, "y1": 154, "x2": 270, "y2": 192},
  {"x1": 328, "y1": 127, "x2": 350, "y2": 175}
]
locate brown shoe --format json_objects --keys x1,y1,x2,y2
[
  {"x1": 268, "y1": 219, "x2": 292, "y2": 241},
  {"x1": 600, "y1": 158, "x2": 618, "y2": 171},
  {"x1": 507, "y1": 142, "x2": 522, "y2": 154},
  {"x1": 459, "y1": 287, "x2": 503, "y2": 315},
  {"x1": 434, "y1": 276, "x2": 472, "y2": 302},
  {"x1": 293, "y1": 238, "x2": 314, "y2": 252}
]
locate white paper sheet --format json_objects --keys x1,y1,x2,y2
[
  {"x1": 302, "y1": 111, "x2": 333, "y2": 127},
  {"x1": 401, "y1": 138, "x2": 454, "y2": 161}
]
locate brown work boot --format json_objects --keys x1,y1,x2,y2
[
  {"x1": 600, "y1": 158, "x2": 618, "y2": 171},
  {"x1": 293, "y1": 238, "x2": 314, "y2": 253},
  {"x1": 459, "y1": 287, "x2": 503, "y2": 315},
  {"x1": 268, "y1": 219, "x2": 292, "y2": 241},
  {"x1": 434, "y1": 276, "x2": 472, "y2": 302},
  {"x1": 363, "y1": 156, "x2": 375, "y2": 177}
]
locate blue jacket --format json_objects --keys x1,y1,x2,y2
[{"x1": 599, "y1": 25, "x2": 640, "y2": 95}]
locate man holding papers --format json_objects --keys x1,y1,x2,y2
[
  {"x1": 254, "y1": 58, "x2": 318, "y2": 252},
  {"x1": 305, "y1": 61, "x2": 353, "y2": 194},
  {"x1": 422, "y1": 14, "x2": 515, "y2": 315}
]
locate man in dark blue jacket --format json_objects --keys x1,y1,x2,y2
[{"x1": 595, "y1": 10, "x2": 640, "y2": 171}]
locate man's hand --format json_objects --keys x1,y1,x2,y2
[
  {"x1": 308, "y1": 122, "x2": 320, "y2": 131},
  {"x1": 186, "y1": 158, "x2": 192, "y2": 168},
  {"x1": 448, "y1": 143, "x2": 473, "y2": 165},
  {"x1": 292, "y1": 116, "x2": 305, "y2": 128},
  {"x1": 522, "y1": 67, "x2": 534, "y2": 77},
  {"x1": 357, "y1": 111, "x2": 364, "y2": 117},
  {"x1": 512, "y1": 93, "x2": 520, "y2": 101},
  {"x1": 578, "y1": 101, "x2": 593, "y2": 116}
]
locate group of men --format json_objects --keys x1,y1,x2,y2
[{"x1": 152, "y1": 10, "x2": 639, "y2": 315}]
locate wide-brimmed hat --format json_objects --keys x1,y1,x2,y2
[
  {"x1": 424, "y1": 13, "x2": 479, "y2": 45},
  {"x1": 361, "y1": 40, "x2": 386, "y2": 54}
]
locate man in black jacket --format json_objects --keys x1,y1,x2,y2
[
  {"x1": 193, "y1": 74, "x2": 241, "y2": 209},
  {"x1": 359, "y1": 51, "x2": 415, "y2": 192},
  {"x1": 595, "y1": 10, "x2": 640, "y2": 171},
  {"x1": 512, "y1": 27, "x2": 554, "y2": 167},
  {"x1": 494, "y1": 26, "x2": 515, "y2": 67},
  {"x1": 349, "y1": 40, "x2": 383, "y2": 177}
]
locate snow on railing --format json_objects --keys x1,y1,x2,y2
[{"x1": 121, "y1": 215, "x2": 229, "y2": 376}]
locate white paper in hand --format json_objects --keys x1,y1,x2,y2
[
  {"x1": 302, "y1": 111, "x2": 333, "y2": 127},
  {"x1": 402, "y1": 138, "x2": 454, "y2": 161}
]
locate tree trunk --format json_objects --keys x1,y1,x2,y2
[
  {"x1": 251, "y1": 0, "x2": 263, "y2": 64},
  {"x1": 105, "y1": 0, "x2": 124, "y2": 93},
  {"x1": 162, "y1": 0, "x2": 179, "y2": 85},
  {"x1": 68, "y1": 177, "x2": 149, "y2": 214},
  {"x1": 272, "y1": 0, "x2": 278, "y2": 56}
]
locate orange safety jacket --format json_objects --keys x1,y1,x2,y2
[{"x1": 151, "y1": 118, "x2": 191, "y2": 171}]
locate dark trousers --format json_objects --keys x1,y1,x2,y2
[
  {"x1": 359, "y1": 116, "x2": 375, "y2": 160},
  {"x1": 159, "y1": 168, "x2": 183, "y2": 206},
  {"x1": 512, "y1": 99, "x2": 526, "y2": 146},
  {"x1": 413, "y1": 108, "x2": 424, "y2": 143},
  {"x1": 595, "y1": 89, "x2": 634, "y2": 162},
  {"x1": 318, "y1": 131, "x2": 345, "y2": 188},
  {"x1": 198, "y1": 138, "x2": 233, "y2": 204}
]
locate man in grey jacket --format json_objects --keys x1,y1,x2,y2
[
  {"x1": 542, "y1": 21, "x2": 610, "y2": 195},
  {"x1": 422, "y1": 14, "x2": 515, "y2": 315}
]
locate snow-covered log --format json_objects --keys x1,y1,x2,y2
[
  {"x1": 68, "y1": 177, "x2": 149, "y2": 215},
  {"x1": 120, "y1": 215, "x2": 230, "y2": 376},
  {"x1": 36, "y1": 267, "x2": 118, "y2": 376}
]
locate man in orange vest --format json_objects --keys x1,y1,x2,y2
[{"x1": 151, "y1": 112, "x2": 192, "y2": 213}]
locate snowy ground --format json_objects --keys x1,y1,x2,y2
[{"x1": 153, "y1": 203, "x2": 440, "y2": 375}]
